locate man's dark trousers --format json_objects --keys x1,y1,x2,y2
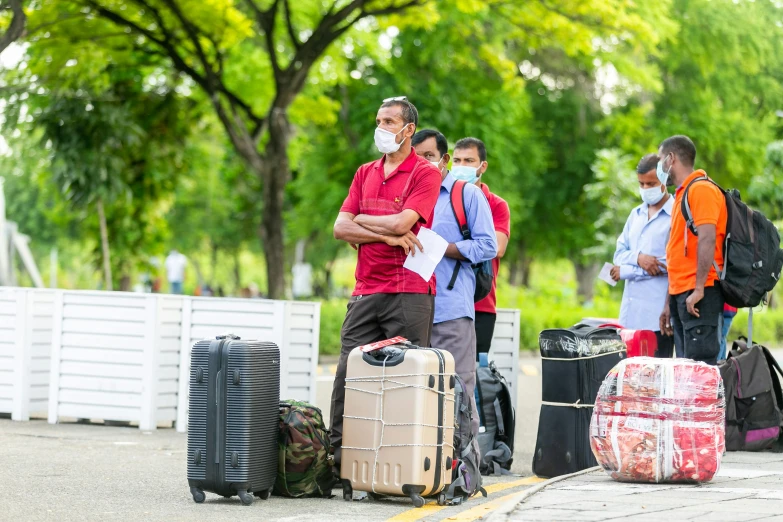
[
  {"x1": 669, "y1": 285, "x2": 724, "y2": 365},
  {"x1": 329, "y1": 293, "x2": 434, "y2": 466}
]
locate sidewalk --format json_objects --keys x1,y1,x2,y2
[{"x1": 494, "y1": 452, "x2": 783, "y2": 521}]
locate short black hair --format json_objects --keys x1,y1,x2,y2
[
  {"x1": 454, "y1": 137, "x2": 487, "y2": 162},
  {"x1": 379, "y1": 99, "x2": 418, "y2": 127},
  {"x1": 412, "y1": 129, "x2": 448, "y2": 157},
  {"x1": 659, "y1": 135, "x2": 696, "y2": 168},
  {"x1": 636, "y1": 153, "x2": 660, "y2": 175}
]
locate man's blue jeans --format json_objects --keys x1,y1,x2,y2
[{"x1": 719, "y1": 311, "x2": 737, "y2": 361}]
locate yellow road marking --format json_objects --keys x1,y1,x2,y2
[
  {"x1": 521, "y1": 365, "x2": 538, "y2": 376},
  {"x1": 439, "y1": 488, "x2": 536, "y2": 521},
  {"x1": 317, "y1": 366, "x2": 323, "y2": 375},
  {"x1": 329, "y1": 364, "x2": 338, "y2": 374},
  {"x1": 385, "y1": 476, "x2": 545, "y2": 522}
]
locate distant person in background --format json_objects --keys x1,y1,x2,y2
[
  {"x1": 719, "y1": 303, "x2": 738, "y2": 361},
  {"x1": 610, "y1": 153, "x2": 675, "y2": 358},
  {"x1": 450, "y1": 137, "x2": 511, "y2": 361},
  {"x1": 165, "y1": 249, "x2": 187, "y2": 294}
]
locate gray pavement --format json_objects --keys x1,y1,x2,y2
[
  {"x1": 0, "y1": 354, "x2": 544, "y2": 522},
  {"x1": 497, "y1": 452, "x2": 783, "y2": 521}
]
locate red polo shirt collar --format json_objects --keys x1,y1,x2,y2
[{"x1": 373, "y1": 149, "x2": 418, "y2": 178}]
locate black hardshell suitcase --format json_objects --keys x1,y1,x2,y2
[
  {"x1": 533, "y1": 325, "x2": 626, "y2": 478},
  {"x1": 187, "y1": 334, "x2": 280, "y2": 505}
]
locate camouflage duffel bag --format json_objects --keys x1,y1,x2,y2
[{"x1": 274, "y1": 400, "x2": 338, "y2": 498}]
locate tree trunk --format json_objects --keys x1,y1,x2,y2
[
  {"x1": 257, "y1": 107, "x2": 292, "y2": 300},
  {"x1": 119, "y1": 274, "x2": 131, "y2": 292},
  {"x1": 520, "y1": 258, "x2": 532, "y2": 288},
  {"x1": 210, "y1": 242, "x2": 218, "y2": 288},
  {"x1": 574, "y1": 260, "x2": 600, "y2": 305},
  {"x1": 233, "y1": 250, "x2": 241, "y2": 296},
  {"x1": 96, "y1": 199, "x2": 113, "y2": 291},
  {"x1": 508, "y1": 256, "x2": 519, "y2": 286}
]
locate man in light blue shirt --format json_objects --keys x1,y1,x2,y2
[
  {"x1": 610, "y1": 153, "x2": 675, "y2": 358},
  {"x1": 413, "y1": 130, "x2": 497, "y2": 436}
]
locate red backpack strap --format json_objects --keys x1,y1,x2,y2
[{"x1": 450, "y1": 179, "x2": 471, "y2": 240}]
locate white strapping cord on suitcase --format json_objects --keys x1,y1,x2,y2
[
  {"x1": 342, "y1": 356, "x2": 455, "y2": 493},
  {"x1": 540, "y1": 350, "x2": 626, "y2": 361},
  {"x1": 540, "y1": 400, "x2": 595, "y2": 408}
]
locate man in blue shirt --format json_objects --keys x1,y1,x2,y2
[
  {"x1": 413, "y1": 129, "x2": 497, "y2": 434},
  {"x1": 610, "y1": 153, "x2": 675, "y2": 358}
]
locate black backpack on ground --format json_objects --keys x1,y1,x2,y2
[
  {"x1": 718, "y1": 336, "x2": 783, "y2": 451},
  {"x1": 475, "y1": 354, "x2": 516, "y2": 475},
  {"x1": 449, "y1": 179, "x2": 493, "y2": 302},
  {"x1": 681, "y1": 177, "x2": 783, "y2": 308}
]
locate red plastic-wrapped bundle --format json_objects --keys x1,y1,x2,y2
[{"x1": 590, "y1": 358, "x2": 725, "y2": 483}]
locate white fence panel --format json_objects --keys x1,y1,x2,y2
[
  {"x1": 0, "y1": 288, "x2": 55, "y2": 420},
  {"x1": 1, "y1": 286, "x2": 321, "y2": 431},
  {"x1": 283, "y1": 301, "x2": 320, "y2": 404},
  {"x1": 48, "y1": 292, "x2": 177, "y2": 430},
  {"x1": 0, "y1": 288, "x2": 17, "y2": 415},
  {"x1": 174, "y1": 297, "x2": 320, "y2": 433},
  {"x1": 489, "y1": 308, "x2": 520, "y2": 414}
]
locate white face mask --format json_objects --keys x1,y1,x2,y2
[
  {"x1": 374, "y1": 124, "x2": 409, "y2": 154},
  {"x1": 640, "y1": 185, "x2": 666, "y2": 206}
]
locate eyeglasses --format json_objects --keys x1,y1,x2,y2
[{"x1": 383, "y1": 96, "x2": 408, "y2": 102}]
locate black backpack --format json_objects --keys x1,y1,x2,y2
[
  {"x1": 718, "y1": 338, "x2": 783, "y2": 451},
  {"x1": 681, "y1": 176, "x2": 783, "y2": 308},
  {"x1": 475, "y1": 355, "x2": 516, "y2": 475},
  {"x1": 449, "y1": 179, "x2": 493, "y2": 302}
]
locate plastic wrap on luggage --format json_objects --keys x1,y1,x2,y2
[
  {"x1": 539, "y1": 333, "x2": 626, "y2": 357},
  {"x1": 590, "y1": 358, "x2": 725, "y2": 484}
]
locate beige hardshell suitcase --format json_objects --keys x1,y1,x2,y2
[{"x1": 341, "y1": 344, "x2": 456, "y2": 507}]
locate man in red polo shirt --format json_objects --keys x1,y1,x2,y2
[
  {"x1": 451, "y1": 137, "x2": 511, "y2": 360},
  {"x1": 329, "y1": 97, "x2": 441, "y2": 466}
]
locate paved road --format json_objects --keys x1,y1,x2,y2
[{"x1": 0, "y1": 355, "x2": 543, "y2": 522}]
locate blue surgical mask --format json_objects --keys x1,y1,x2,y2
[
  {"x1": 451, "y1": 165, "x2": 479, "y2": 184},
  {"x1": 640, "y1": 185, "x2": 665, "y2": 206},
  {"x1": 656, "y1": 156, "x2": 673, "y2": 187}
]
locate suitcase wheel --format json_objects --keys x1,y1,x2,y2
[
  {"x1": 254, "y1": 489, "x2": 270, "y2": 500},
  {"x1": 237, "y1": 489, "x2": 254, "y2": 506},
  {"x1": 341, "y1": 480, "x2": 353, "y2": 502},
  {"x1": 437, "y1": 493, "x2": 448, "y2": 506},
  {"x1": 410, "y1": 494, "x2": 425, "y2": 508},
  {"x1": 190, "y1": 487, "x2": 205, "y2": 504}
]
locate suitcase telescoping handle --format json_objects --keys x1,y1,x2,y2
[{"x1": 216, "y1": 333, "x2": 240, "y2": 340}]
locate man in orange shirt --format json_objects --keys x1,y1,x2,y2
[{"x1": 658, "y1": 135, "x2": 727, "y2": 365}]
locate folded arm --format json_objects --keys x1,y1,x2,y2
[
  {"x1": 354, "y1": 209, "x2": 421, "y2": 236},
  {"x1": 333, "y1": 212, "x2": 391, "y2": 245}
]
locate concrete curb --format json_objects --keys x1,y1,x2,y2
[{"x1": 487, "y1": 466, "x2": 601, "y2": 521}]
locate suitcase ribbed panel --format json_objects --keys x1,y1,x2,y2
[
  {"x1": 224, "y1": 341, "x2": 280, "y2": 491},
  {"x1": 187, "y1": 340, "x2": 211, "y2": 481}
]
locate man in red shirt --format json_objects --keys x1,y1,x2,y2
[
  {"x1": 330, "y1": 97, "x2": 442, "y2": 466},
  {"x1": 451, "y1": 137, "x2": 511, "y2": 359}
]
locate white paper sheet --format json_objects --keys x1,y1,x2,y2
[
  {"x1": 598, "y1": 262, "x2": 618, "y2": 287},
  {"x1": 403, "y1": 227, "x2": 449, "y2": 282}
]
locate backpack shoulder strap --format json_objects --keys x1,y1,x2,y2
[
  {"x1": 760, "y1": 345, "x2": 783, "y2": 413},
  {"x1": 680, "y1": 176, "x2": 724, "y2": 237},
  {"x1": 447, "y1": 180, "x2": 470, "y2": 291},
  {"x1": 450, "y1": 179, "x2": 471, "y2": 241}
]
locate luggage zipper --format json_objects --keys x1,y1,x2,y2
[
  {"x1": 475, "y1": 374, "x2": 487, "y2": 430},
  {"x1": 421, "y1": 348, "x2": 445, "y2": 496}
]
